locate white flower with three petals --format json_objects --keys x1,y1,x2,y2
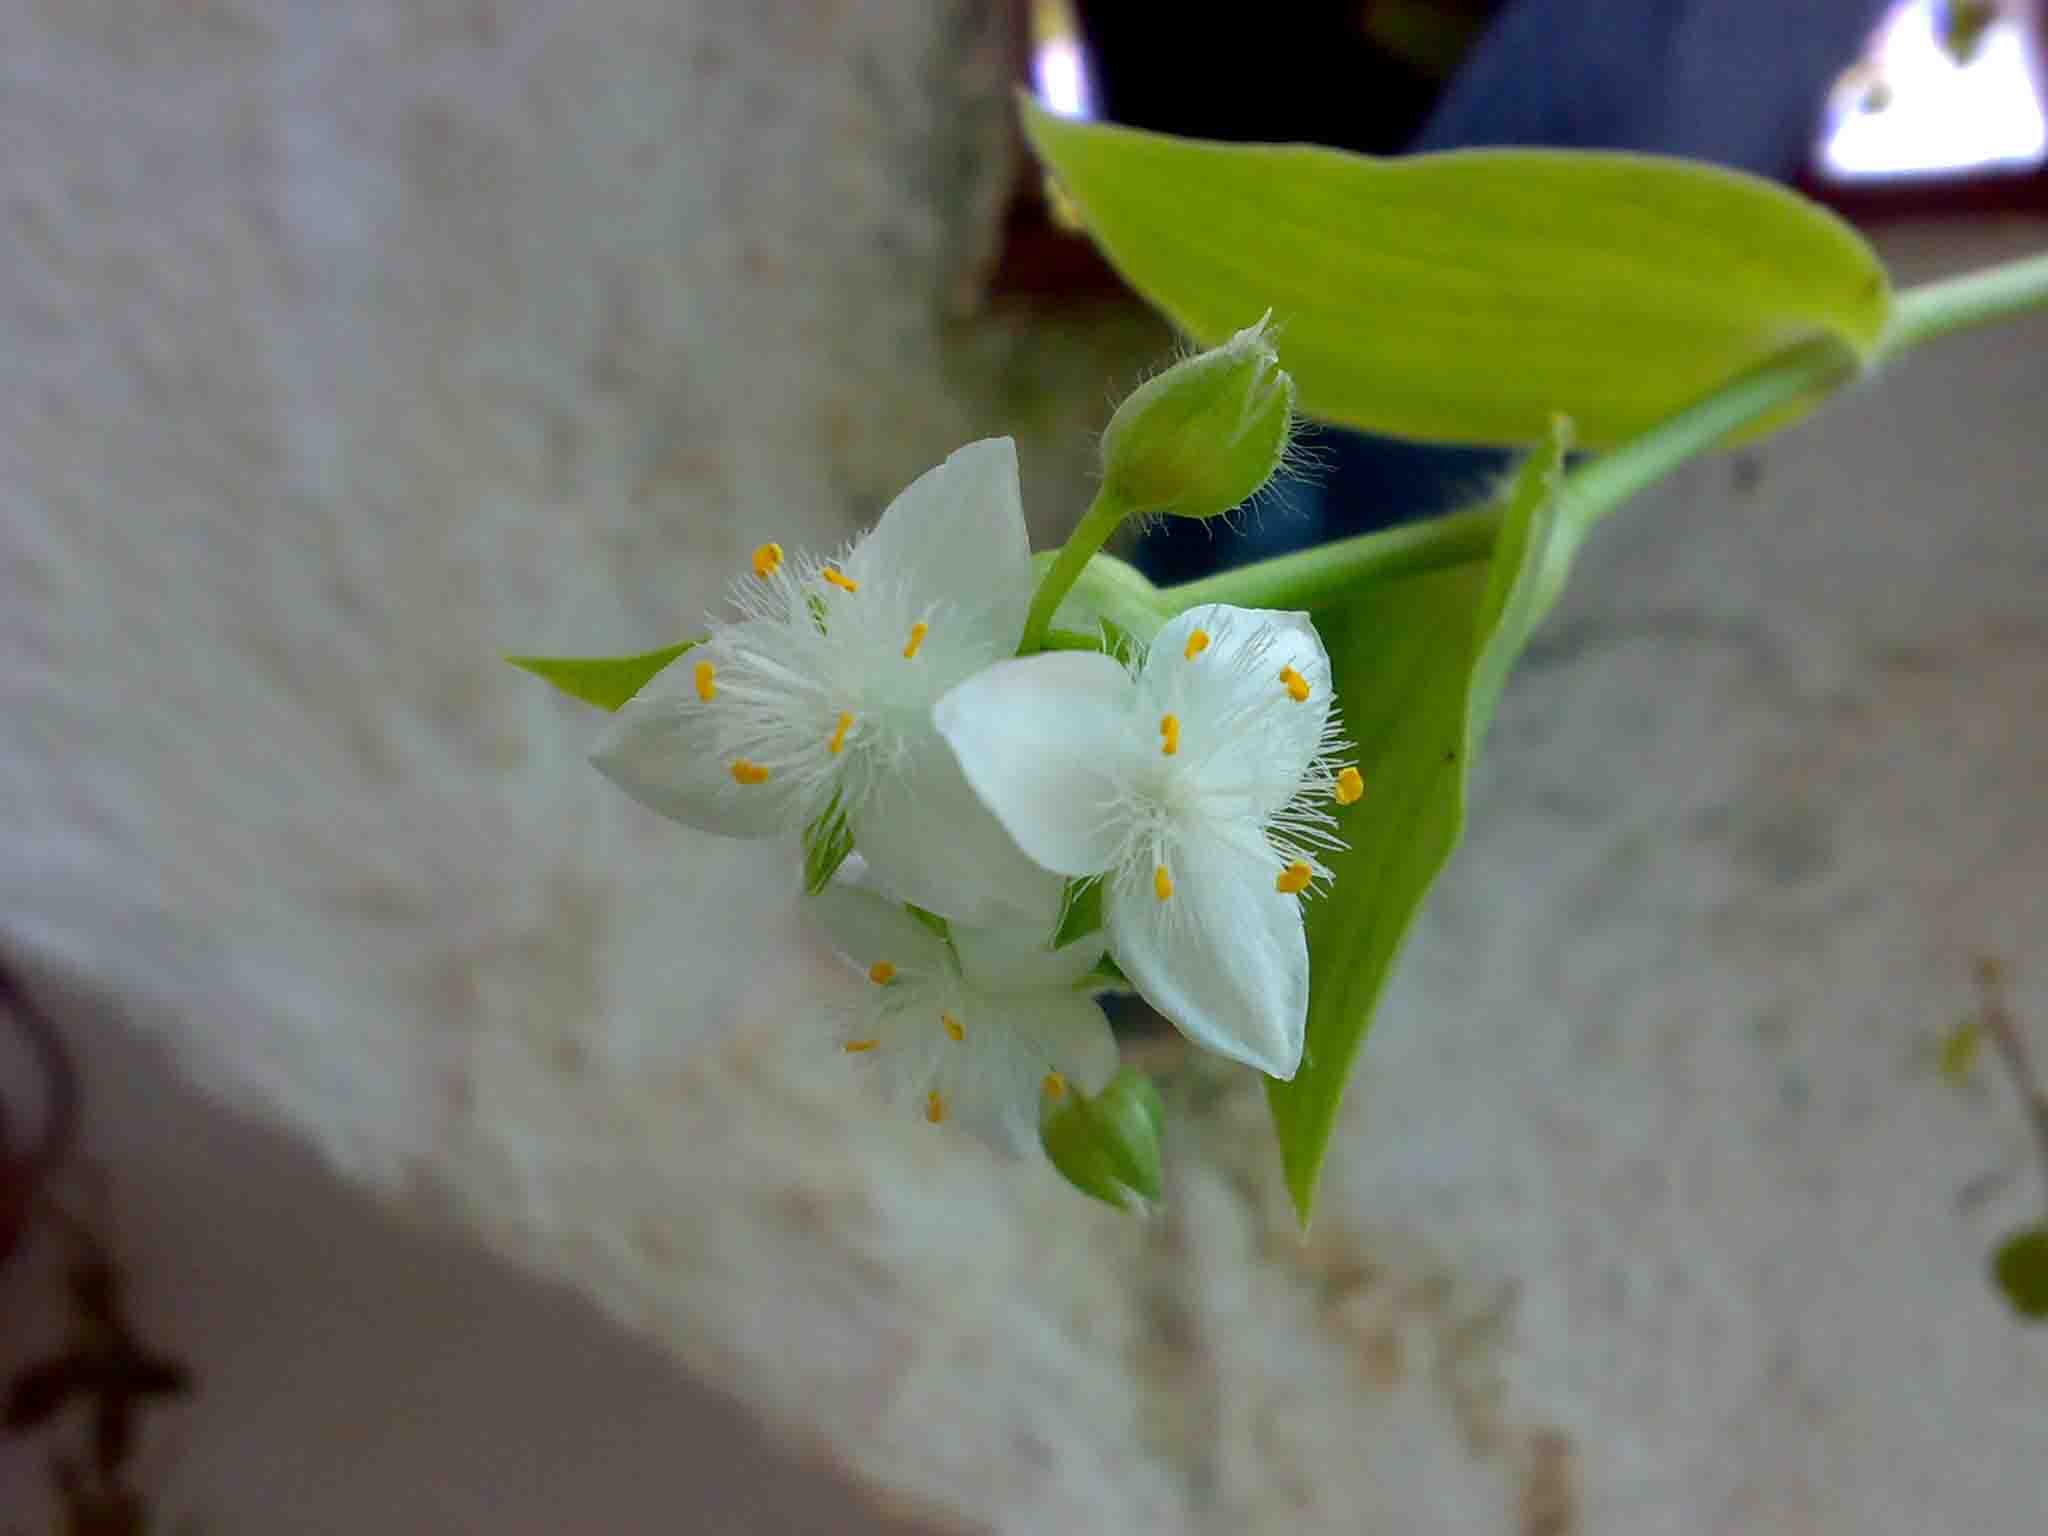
[
  {"x1": 591, "y1": 438, "x2": 1062, "y2": 928},
  {"x1": 813, "y1": 860, "x2": 1119, "y2": 1152},
  {"x1": 935, "y1": 603, "x2": 1356, "y2": 1080}
]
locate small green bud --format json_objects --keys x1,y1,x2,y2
[
  {"x1": 1100, "y1": 315, "x2": 1296, "y2": 520},
  {"x1": 1041, "y1": 1067, "x2": 1165, "y2": 1213}
]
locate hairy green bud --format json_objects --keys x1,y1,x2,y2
[
  {"x1": 1041, "y1": 1067, "x2": 1165, "y2": 1212},
  {"x1": 1100, "y1": 315, "x2": 1296, "y2": 520}
]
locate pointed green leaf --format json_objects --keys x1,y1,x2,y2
[
  {"x1": 1991, "y1": 1225, "x2": 2048, "y2": 1321},
  {"x1": 1022, "y1": 99, "x2": 1889, "y2": 448},
  {"x1": 506, "y1": 641, "x2": 699, "y2": 712},
  {"x1": 1267, "y1": 420, "x2": 1573, "y2": 1225}
]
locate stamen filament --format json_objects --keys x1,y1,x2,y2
[
  {"x1": 730, "y1": 758, "x2": 770, "y2": 785},
  {"x1": 751, "y1": 542, "x2": 783, "y2": 579},
  {"x1": 903, "y1": 621, "x2": 928, "y2": 659}
]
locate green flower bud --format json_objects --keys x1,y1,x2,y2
[
  {"x1": 1041, "y1": 1067, "x2": 1165, "y2": 1213},
  {"x1": 1100, "y1": 314, "x2": 1296, "y2": 520}
]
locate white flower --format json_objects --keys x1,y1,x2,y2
[
  {"x1": 934, "y1": 603, "x2": 1354, "y2": 1080},
  {"x1": 592, "y1": 438, "x2": 1062, "y2": 928},
  {"x1": 813, "y1": 860, "x2": 1119, "y2": 1152}
]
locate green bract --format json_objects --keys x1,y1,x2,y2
[
  {"x1": 506, "y1": 641, "x2": 698, "y2": 713},
  {"x1": 1023, "y1": 97, "x2": 1890, "y2": 449}
]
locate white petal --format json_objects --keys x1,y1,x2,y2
[
  {"x1": 846, "y1": 438, "x2": 1035, "y2": 648},
  {"x1": 942, "y1": 991, "x2": 1119, "y2": 1155},
  {"x1": 1145, "y1": 604, "x2": 1332, "y2": 815},
  {"x1": 1107, "y1": 833, "x2": 1307, "y2": 1079},
  {"x1": 934, "y1": 651, "x2": 1138, "y2": 878},
  {"x1": 851, "y1": 729, "x2": 1066, "y2": 930},
  {"x1": 953, "y1": 921, "x2": 1105, "y2": 994},
  {"x1": 591, "y1": 664, "x2": 797, "y2": 836},
  {"x1": 807, "y1": 859, "x2": 952, "y2": 979}
]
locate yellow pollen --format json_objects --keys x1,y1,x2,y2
[
  {"x1": 1184, "y1": 629, "x2": 1211, "y2": 661},
  {"x1": 730, "y1": 758, "x2": 770, "y2": 785},
  {"x1": 903, "y1": 621, "x2": 929, "y2": 659},
  {"x1": 843, "y1": 1038, "x2": 879, "y2": 1053},
  {"x1": 1159, "y1": 713, "x2": 1180, "y2": 756},
  {"x1": 693, "y1": 660, "x2": 717, "y2": 701},
  {"x1": 926, "y1": 1090, "x2": 946, "y2": 1124},
  {"x1": 1279, "y1": 665, "x2": 1311, "y2": 703},
  {"x1": 867, "y1": 961, "x2": 896, "y2": 985},
  {"x1": 1041, "y1": 1071, "x2": 1067, "y2": 1100},
  {"x1": 943, "y1": 1010, "x2": 964, "y2": 1042},
  {"x1": 751, "y1": 542, "x2": 783, "y2": 579},
  {"x1": 822, "y1": 565, "x2": 859, "y2": 593},
  {"x1": 1335, "y1": 767, "x2": 1366, "y2": 805},
  {"x1": 1276, "y1": 860, "x2": 1314, "y2": 895},
  {"x1": 828, "y1": 710, "x2": 854, "y2": 755},
  {"x1": 1154, "y1": 863, "x2": 1173, "y2": 902}
]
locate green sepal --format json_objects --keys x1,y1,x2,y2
[
  {"x1": 1042, "y1": 1068, "x2": 1166, "y2": 1212},
  {"x1": 506, "y1": 641, "x2": 699, "y2": 712}
]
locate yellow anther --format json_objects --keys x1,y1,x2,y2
[
  {"x1": 1154, "y1": 863, "x2": 1174, "y2": 902},
  {"x1": 751, "y1": 542, "x2": 783, "y2": 579},
  {"x1": 730, "y1": 758, "x2": 770, "y2": 785},
  {"x1": 867, "y1": 961, "x2": 896, "y2": 986},
  {"x1": 843, "y1": 1038, "x2": 879, "y2": 1053},
  {"x1": 1159, "y1": 713, "x2": 1180, "y2": 756},
  {"x1": 1276, "y1": 860, "x2": 1314, "y2": 895},
  {"x1": 903, "y1": 621, "x2": 929, "y2": 660},
  {"x1": 822, "y1": 565, "x2": 859, "y2": 593},
  {"x1": 692, "y1": 660, "x2": 717, "y2": 701},
  {"x1": 943, "y1": 1010, "x2": 964, "y2": 1042},
  {"x1": 1184, "y1": 629, "x2": 1211, "y2": 661},
  {"x1": 1279, "y1": 665, "x2": 1311, "y2": 703},
  {"x1": 827, "y1": 710, "x2": 854, "y2": 755},
  {"x1": 1042, "y1": 1071, "x2": 1067, "y2": 1100},
  {"x1": 926, "y1": 1089, "x2": 946, "y2": 1124},
  {"x1": 1335, "y1": 767, "x2": 1366, "y2": 806}
]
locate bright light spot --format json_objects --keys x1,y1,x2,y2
[
  {"x1": 1820, "y1": 0, "x2": 2047, "y2": 180},
  {"x1": 1033, "y1": 35, "x2": 1094, "y2": 120}
]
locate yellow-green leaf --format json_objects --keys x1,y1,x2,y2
[
  {"x1": 1023, "y1": 99, "x2": 1889, "y2": 448},
  {"x1": 1268, "y1": 420, "x2": 1572, "y2": 1224},
  {"x1": 506, "y1": 642, "x2": 698, "y2": 712}
]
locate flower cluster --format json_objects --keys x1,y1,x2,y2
[{"x1": 592, "y1": 433, "x2": 1355, "y2": 1156}]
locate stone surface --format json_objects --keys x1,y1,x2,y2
[{"x1": 4, "y1": 1, "x2": 2047, "y2": 1531}]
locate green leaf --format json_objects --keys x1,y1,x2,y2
[
  {"x1": 1267, "y1": 419, "x2": 1573, "y2": 1225},
  {"x1": 506, "y1": 641, "x2": 699, "y2": 712},
  {"x1": 801, "y1": 792, "x2": 855, "y2": 896},
  {"x1": 1990, "y1": 1225, "x2": 2048, "y2": 1321},
  {"x1": 1022, "y1": 98, "x2": 1889, "y2": 449}
]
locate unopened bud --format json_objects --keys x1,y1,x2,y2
[
  {"x1": 1040, "y1": 1067, "x2": 1165, "y2": 1212},
  {"x1": 1100, "y1": 315, "x2": 1295, "y2": 520}
]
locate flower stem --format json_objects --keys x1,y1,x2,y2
[
  {"x1": 1019, "y1": 486, "x2": 1133, "y2": 654},
  {"x1": 1148, "y1": 246, "x2": 2048, "y2": 616}
]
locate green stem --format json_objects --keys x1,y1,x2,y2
[
  {"x1": 1879, "y1": 249, "x2": 2048, "y2": 358},
  {"x1": 1156, "y1": 247, "x2": 2048, "y2": 614},
  {"x1": 1019, "y1": 486, "x2": 1132, "y2": 653}
]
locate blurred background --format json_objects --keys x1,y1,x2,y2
[{"x1": 3, "y1": 2, "x2": 2044, "y2": 1531}]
